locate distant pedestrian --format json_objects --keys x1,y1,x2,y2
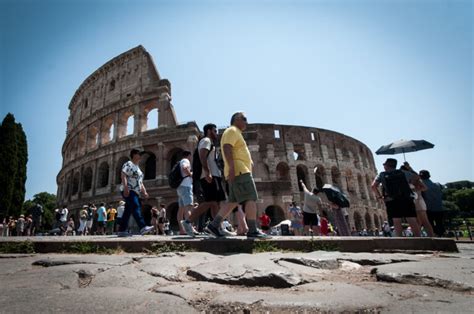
[
  {"x1": 25, "y1": 215, "x2": 33, "y2": 236},
  {"x1": 66, "y1": 217, "x2": 75, "y2": 236},
  {"x1": 16, "y1": 215, "x2": 25, "y2": 236},
  {"x1": 86, "y1": 203, "x2": 96, "y2": 235},
  {"x1": 371, "y1": 158, "x2": 421, "y2": 237},
  {"x1": 119, "y1": 149, "x2": 154, "y2": 237},
  {"x1": 78, "y1": 206, "x2": 89, "y2": 235},
  {"x1": 97, "y1": 203, "x2": 107, "y2": 235},
  {"x1": 157, "y1": 204, "x2": 167, "y2": 235},
  {"x1": 259, "y1": 211, "x2": 271, "y2": 234},
  {"x1": 176, "y1": 150, "x2": 194, "y2": 235},
  {"x1": 151, "y1": 206, "x2": 159, "y2": 235},
  {"x1": 59, "y1": 205, "x2": 69, "y2": 235},
  {"x1": 300, "y1": 180, "x2": 323, "y2": 236},
  {"x1": 382, "y1": 221, "x2": 391, "y2": 237},
  {"x1": 106, "y1": 205, "x2": 117, "y2": 234},
  {"x1": 116, "y1": 201, "x2": 125, "y2": 232},
  {"x1": 329, "y1": 202, "x2": 350, "y2": 236},
  {"x1": 30, "y1": 203, "x2": 43, "y2": 235},
  {"x1": 320, "y1": 213, "x2": 329, "y2": 236},
  {"x1": 420, "y1": 170, "x2": 445, "y2": 237},
  {"x1": 288, "y1": 202, "x2": 303, "y2": 236}
]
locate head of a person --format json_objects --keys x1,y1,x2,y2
[
  {"x1": 100, "y1": 202, "x2": 105, "y2": 207},
  {"x1": 230, "y1": 112, "x2": 248, "y2": 131},
  {"x1": 160, "y1": 204, "x2": 166, "y2": 209},
  {"x1": 181, "y1": 150, "x2": 192, "y2": 161},
  {"x1": 130, "y1": 149, "x2": 142, "y2": 163},
  {"x1": 119, "y1": 201, "x2": 125, "y2": 206},
  {"x1": 419, "y1": 170, "x2": 431, "y2": 180},
  {"x1": 312, "y1": 188, "x2": 320, "y2": 195},
  {"x1": 383, "y1": 158, "x2": 397, "y2": 171},
  {"x1": 62, "y1": 205, "x2": 67, "y2": 209},
  {"x1": 203, "y1": 123, "x2": 218, "y2": 140}
]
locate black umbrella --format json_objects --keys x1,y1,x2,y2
[
  {"x1": 322, "y1": 184, "x2": 350, "y2": 208},
  {"x1": 375, "y1": 139, "x2": 434, "y2": 161}
]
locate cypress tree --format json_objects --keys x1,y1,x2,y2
[
  {"x1": 11, "y1": 122, "x2": 28, "y2": 217},
  {"x1": 0, "y1": 113, "x2": 28, "y2": 217}
]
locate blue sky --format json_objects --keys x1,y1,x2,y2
[{"x1": 1, "y1": 0, "x2": 472, "y2": 200}]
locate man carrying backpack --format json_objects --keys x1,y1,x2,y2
[
  {"x1": 371, "y1": 158, "x2": 421, "y2": 237},
  {"x1": 181, "y1": 123, "x2": 228, "y2": 237}
]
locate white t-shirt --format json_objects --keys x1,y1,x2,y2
[
  {"x1": 117, "y1": 205, "x2": 125, "y2": 218},
  {"x1": 60, "y1": 208, "x2": 68, "y2": 222},
  {"x1": 121, "y1": 161, "x2": 144, "y2": 194},
  {"x1": 159, "y1": 208, "x2": 166, "y2": 219},
  {"x1": 179, "y1": 158, "x2": 193, "y2": 187},
  {"x1": 198, "y1": 137, "x2": 221, "y2": 178}
]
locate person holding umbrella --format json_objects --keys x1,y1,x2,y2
[
  {"x1": 371, "y1": 158, "x2": 421, "y2": 237},
  {"x1": 299, "y1": 180, "x2": 323, "y2": 236}
]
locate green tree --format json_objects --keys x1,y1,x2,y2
[
  {"x1": 451, "y1": 189, "x2": 474, "y2": 217},
  {"x1": 0, "y1": 113, "x2": 19, "y2": 218},
  {"x1": 22, "y1": 192, "x2": 57, "y2": 230},
  {"x1": 11, "y1": 122, "x2": 28, "y2": 216}
]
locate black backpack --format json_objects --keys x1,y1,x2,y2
[
  {"x1": 384, "y1": 170, "x2": 413, "y2": 200},
  {"x1": 192, "y1": 139, "x2": 214, "y2": 181},
  {"x1": 168, "y1": 162, "x2": 184, "y2": 189}
]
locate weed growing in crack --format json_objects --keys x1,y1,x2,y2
[
  {"x1": 0, "y1": 241, "x2": 35, "y2": 253},
  {"x1": 146, "y1": 242, "x2": 194, "y2": 254},
  {"x1": 62, "y1": 242, "x2": 121, "y2": 254},
  {"x1": 252, "y1": 241, "x2": 280, "y2": 253}
]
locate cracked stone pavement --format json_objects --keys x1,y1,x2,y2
[{"x1": 0, "y1": 244, "x2": 472, "y2": 313}]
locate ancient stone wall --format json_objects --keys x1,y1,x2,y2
[{"x1": 58, "y1": 46, "x2": 385, "y2": 232}]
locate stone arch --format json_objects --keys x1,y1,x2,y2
[
  {"x1": 97, "y1": 162, "x2": 109, "y2": 188},
  {"x1": 265, "y1": 205, "x2": 286, "y2": 227},
  {"x1": 72, "y1": 172, "x2": 80, "y2": 195},
  {"x1": 141, "y1": 152, "x2": 157, "y2": 180},
  {"x1": 82, "y1": 167, "x2": 93, "y2": 192},
  {"x1": 314, "y1": 165, "x2": 326, "y2": 190},
  {"x1": 87, "y1": 123, "x2": 100, "y2": 151},
  {"x1": 126, "y1": 115, "x2": 134, "y2": 136},
  {"x1": 117, "y1": 110, "x2": 134, "y2": 139},
  {"x1": 353, "y1": 211, "x2": 363, "y2": 232},
  {"x1": 77, "y1": 130, "x2": 87, "y2": 157},
  {"x1": 166, "y1": 202, "x2": 179, "y2": 232},
  {"x1": 276, "y1": 162, "x2": 290, "y2": 181},
  {"x1": 373, "y1": 214, "x2": 380, "y2": 230},
  {"x1": 167, "y1": 147, "x2": 184, "y2": 171},
  {"x1": 365, "y1": 212, "x2": 373, "y2": 230},
  {"x1": 143, "y1": 105, "x2": 159, "y2": 131},
  {"x1": 345, "y1": 169, "x2": 356, "y2": 194},
  {"x1": 116, "y1": 156, "x2": 130, "y2": 184},
  {"x1": 296, "y1": 164, "x2": 309, "y2": 191},
  {"x1": 101, "y1": 115, "x2": 115, "y2": 144},
  {"x1": 331, "y1": 166, "x2": 342, "y2": 189},
  {"x1": 357, "y1": 174, "x2": 367, "y2": 199},
  {"x1": 365, "y1": 174, "x2": 374, "y2": 200}
]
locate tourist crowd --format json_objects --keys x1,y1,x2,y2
[{"x1": 1, "y1": 112, "x2": 447, "y2": 238}]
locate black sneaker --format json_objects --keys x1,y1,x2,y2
[
  {"x1": 204, "y1": 223, "x2": 224, "y2": 237},
  {"x1": 247, "y1": 230, "x2": 271, "y2": 239}
]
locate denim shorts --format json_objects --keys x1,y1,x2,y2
[{"x1": 177, "y1": 185, "x2": 193, "y2": 207}]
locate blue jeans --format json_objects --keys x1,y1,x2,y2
[{"x1": 119, "y1": 190, "x2": 146, "y2": 232}]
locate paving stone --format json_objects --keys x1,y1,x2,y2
[{"x1": 374, "y1": 258, "x2": 474, "y2": 292}]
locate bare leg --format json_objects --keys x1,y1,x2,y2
[
  {"x1": 416, "y1": 210, "x2": 434, "y2": 237},
  {"x1": 312, "y1": 225, "x2": 321, "y2": 236},
  {"x1": 236, "y1": 207, "x2": 248, "y2": 235},
  {"x1": 303, "y1": 225, "x2": 310, "y2": 236},
  {"x1": 189, "y1": 202, "x2": 215, "y2": 223},
  {"x1": 406, "y1": 217, "x2": 421, "y2": 237},
  {"x1": 393, "y1": 218, "x2": 403, "y2": 236}
]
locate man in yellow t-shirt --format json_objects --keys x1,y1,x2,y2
[
  {"x1": 106, "y1": 206, "x2": 117, "y2": 235},
  {"x1": 204, "y1": 112, "x2": 269, "y2": 239}
]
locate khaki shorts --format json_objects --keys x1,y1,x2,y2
[{"x1": 228, "y1": 173, "x2": 258, "y2": 204}]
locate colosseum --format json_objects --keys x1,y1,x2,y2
[{"x1": 57, "y1": 45, "x2": 386, "y2": 233}]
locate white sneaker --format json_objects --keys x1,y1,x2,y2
[
  {"x1": 220, "y1": 228, "x2": 236, "y2": 237},
  {"x1": 140, "y1": 226, "x2": 154, "y2": 235}
]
